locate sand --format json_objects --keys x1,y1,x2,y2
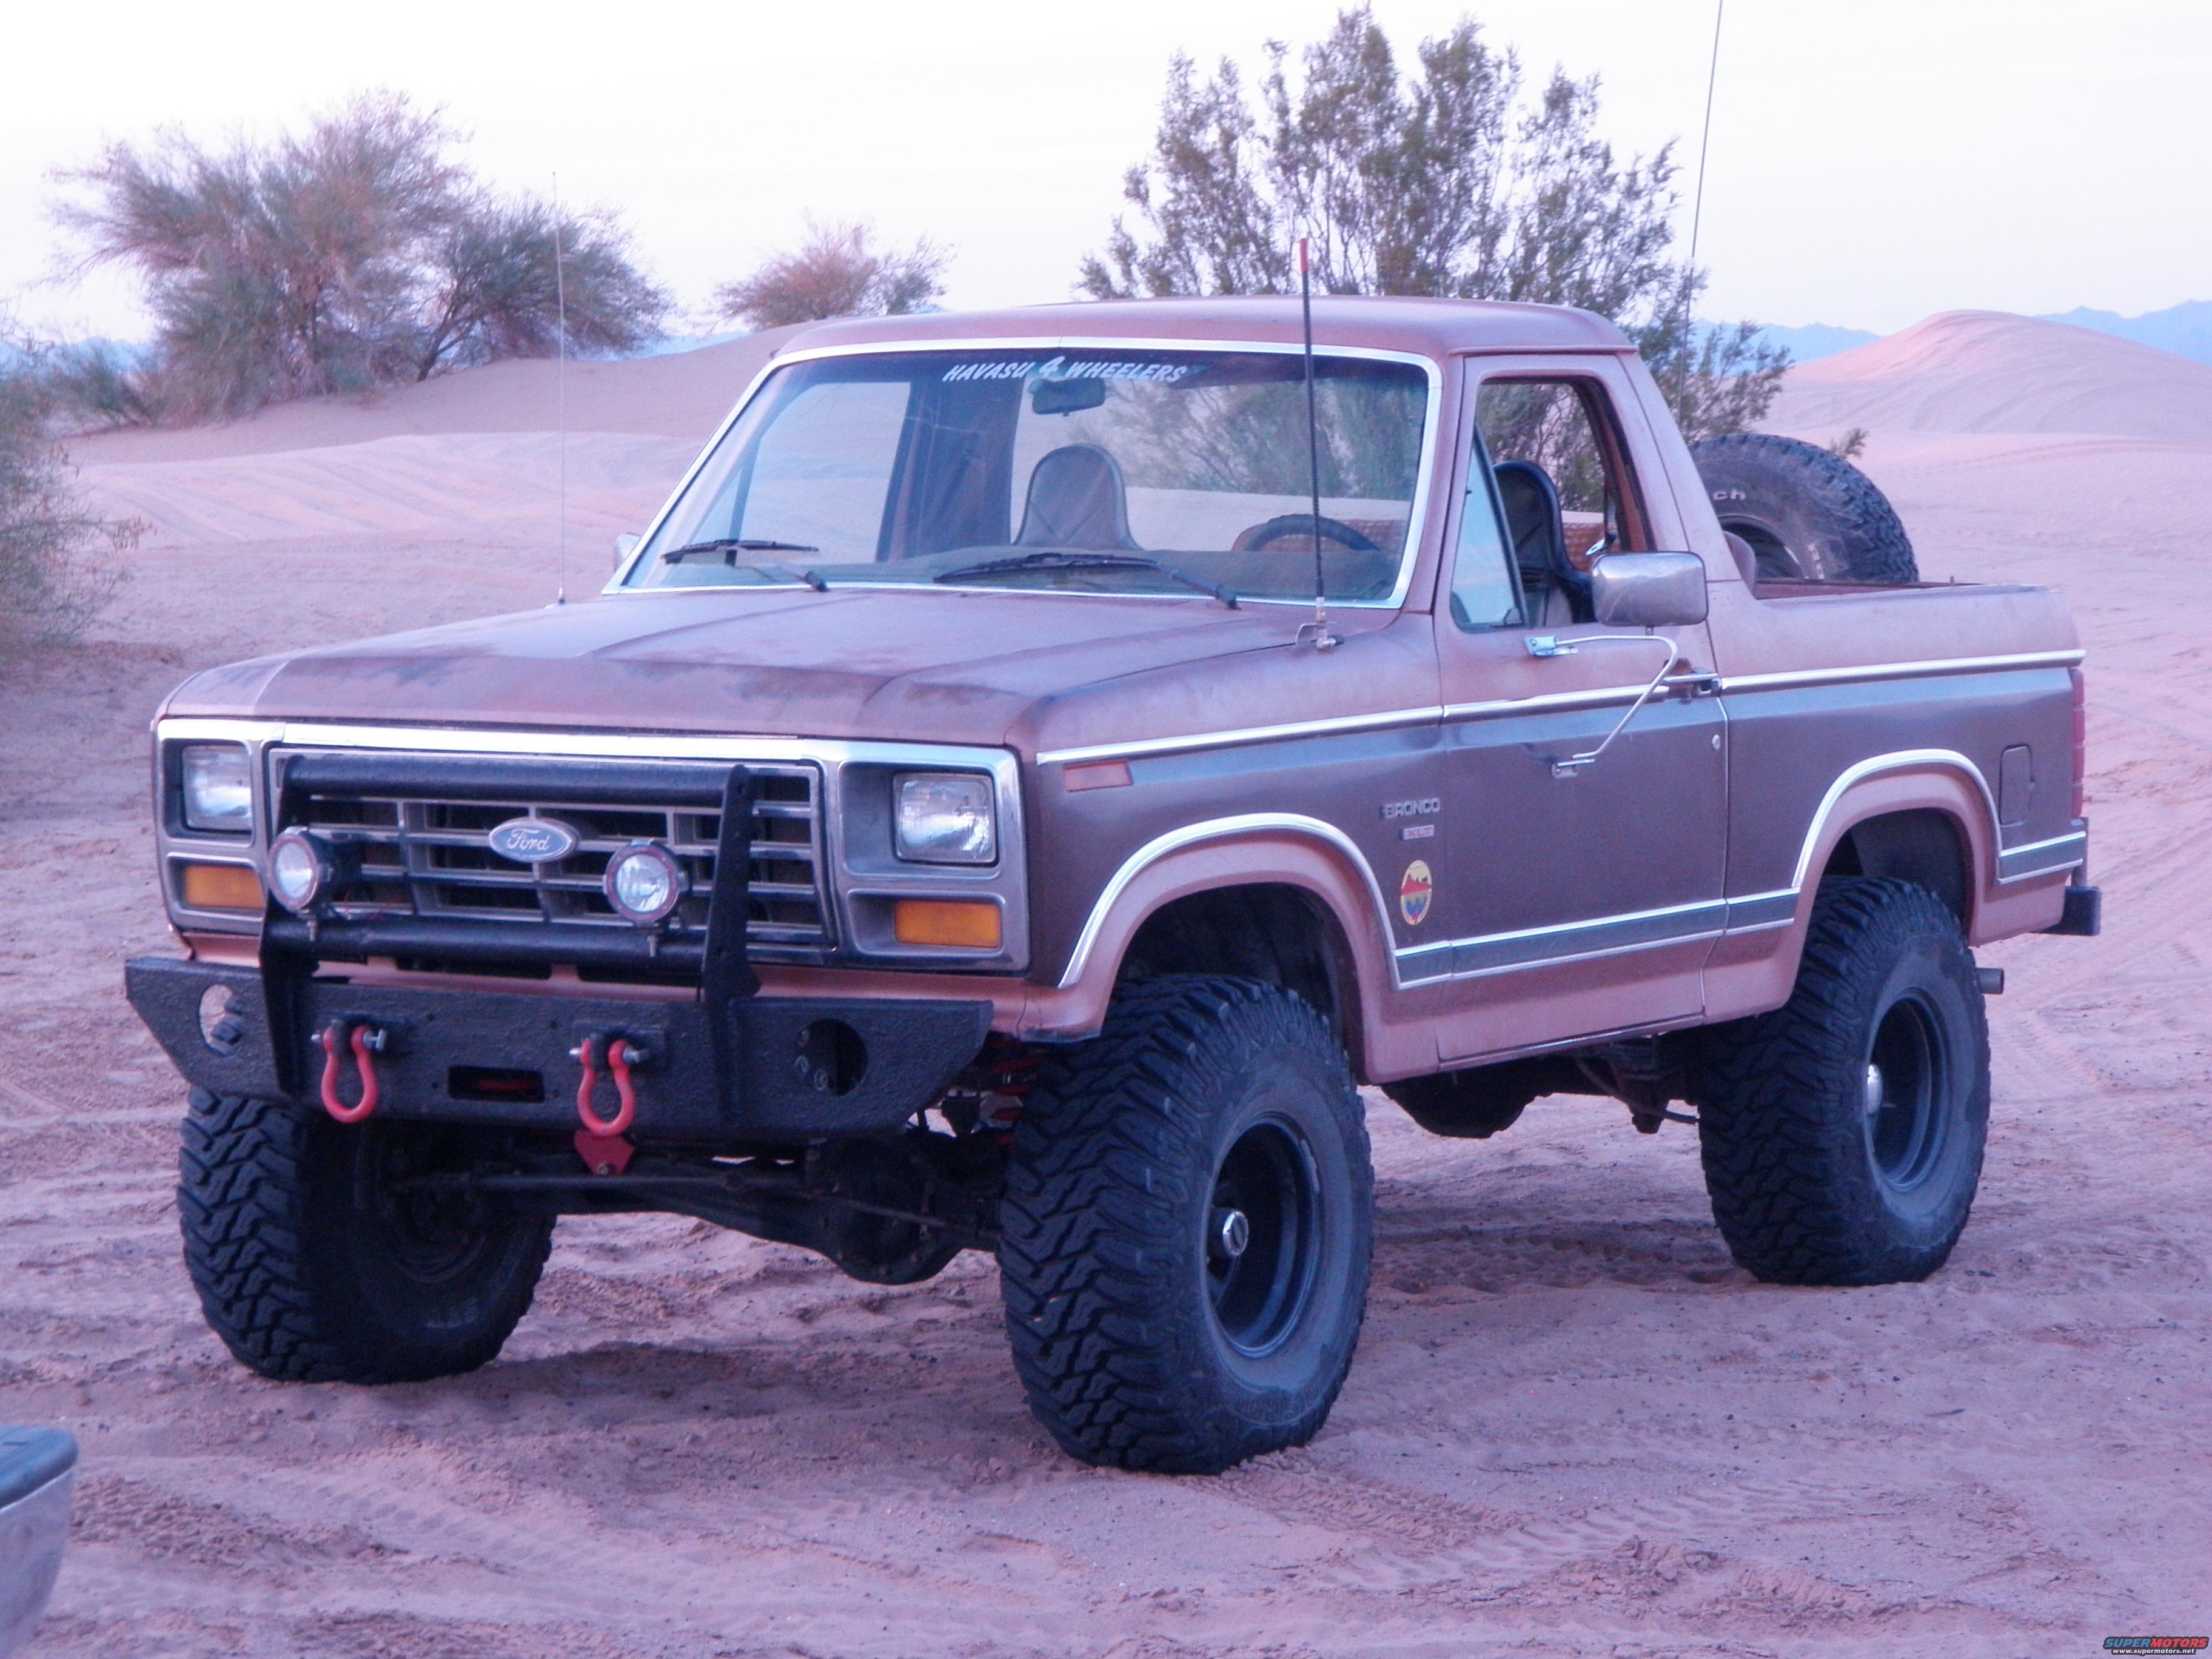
[{"x1": 1, "y1": 314, "x2": 2205, "y2": 1657}]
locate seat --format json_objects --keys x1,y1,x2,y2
[
  {"x1": 1492, "y1": 460, "x2": 1592, "y2": 625},
  {"x1": 1014, "y1": 444, "x2": 1141, "y2": 551}
]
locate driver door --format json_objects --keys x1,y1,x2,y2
[{"x1": 1421, "y1": 358, "x2": 1726, "y2": 1061}]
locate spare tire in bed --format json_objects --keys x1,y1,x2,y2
[{"x1": 1689, "y1": 433, "x2": 1919, "y2": 583}]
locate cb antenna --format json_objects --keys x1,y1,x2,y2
[
  {"x1": 553, "y1": 172, "x2": 570, "y2": 605},
  {"x1": 1296, "y1": 236, "x2": 1337, "y2": 651},
  {"x1": 1689, "y1": 0, "x2": 1725, "y2": 267}
]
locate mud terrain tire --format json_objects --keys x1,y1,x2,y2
[
  {"x1": 1693, "y1": 879, "x2": 1989, "y2": 1284},
  {"x1": 999, "y1": 977, "x2": 1372, "y2": 1473},
  {"x1": 179, "y1": 1090, "x2": 552, "y2": 1382},
  {"x1": 1689, "y1": 432, "x2": 1919, "y2": 583}
]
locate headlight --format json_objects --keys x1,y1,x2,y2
[
  {"x1": 894, "y1": 773, "x2": 996, "y2": 865},
  {"x1": 267, "y1": 828, "x2": 333, "y2": 913},
  {"x1": 180, "y1": 744, "x2": 253, "y2": 834},
  {"x1": 603, "y1": 842, "x2": 686, "y2": 925}
]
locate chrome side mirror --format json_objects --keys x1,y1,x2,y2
[
  {"x1": 612, "y1": 533, "x2": 640, "y2": 573},
  {"x1": 1590, "y1": 551, "x2": 1709, "y2": 628}
]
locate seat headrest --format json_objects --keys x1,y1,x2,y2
[{"x1": 1016, "y1": 444, "x2": 1139, "y2": 551}]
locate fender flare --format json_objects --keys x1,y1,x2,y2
[
  {"x1": 1786, "y1": 749, "x2": 2001, "y2": 930},
  {"x1": 1049, "y1": 815, "x2": 1402, "y2": 1052}
]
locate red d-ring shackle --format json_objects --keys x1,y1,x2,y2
[
  {"x1": 575, "y1": 1036, "x2": 637, "y2": 1138},
  {"x1": 319, "y1": 1022, "x2": 381, "y2": 1124}
]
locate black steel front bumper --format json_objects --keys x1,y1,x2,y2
[{"x1": 125, "y1": 956, "x2": 993, "y2": 1141}]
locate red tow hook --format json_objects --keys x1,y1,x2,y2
[
  {"x1": 318, "y1": 1022, "x2": 384, "y2": 1124},
  {"x1": 572, "y1": 1035, "x2": 640, "y2": 1175}
]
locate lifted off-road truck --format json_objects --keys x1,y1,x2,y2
[{"x1": 129, "y1": 298, "x2": 2098, "y2": 1473}]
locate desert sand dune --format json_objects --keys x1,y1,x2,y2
[
  {"x1": 1766, "y1": 307, "x2": 2212, "y2": 442},
  {"x1": 1, "y1": 315, "x2": 2205, "y2": 1657},
  {"x1": 67, "y1": 326, "x2": 794, "y2": 465}
]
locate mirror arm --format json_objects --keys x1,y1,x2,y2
[{"x1": 1545, "y1": 635, "x2": 1681, "y2": 778}]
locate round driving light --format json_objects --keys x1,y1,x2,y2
[
  {"x1": 603, "y1": 842, "x2": 686, "y2": 926},
  {"x1": 267, "y1": 829, "x2": 330, "y2": 914}
]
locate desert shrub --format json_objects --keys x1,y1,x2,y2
[
  {"x1": 1084, "y1": 7, "x2": 1787, "y2": 442},
  {"x1": 53, "y1": 92, "x2": 669, "y2": 421},
  {"x1": 716, "y1": 220, "x2": 948, "y2": 330},
  {"x1": 0, "y1": 335, "x2": 132, "y2": 652}
]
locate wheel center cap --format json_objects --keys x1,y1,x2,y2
[
  {"x1": 1213, "y1": 1207, "x2": 1251, "y2": 1262},
  {"x1": 1863, "y1": 1063, "x2": 1886, "y2": 1118}
]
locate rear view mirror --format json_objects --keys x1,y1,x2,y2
[
  {"x1": 613, "y1": 534, "x2": 640, "y2": 572},
  {"x1": 1590, "y1": 552, "x2": 1708, "y2": 628},
  {"x1": 1031, "y1": 378, "x2": 1107, "y2": 417}
]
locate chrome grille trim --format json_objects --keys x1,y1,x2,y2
[{"x1": 277, "y1": 755, "x2": 833, "y2": 956}]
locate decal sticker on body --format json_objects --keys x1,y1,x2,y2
[{"x1": 1399, "y1": 859, "x2": 1433, "y2": 927}]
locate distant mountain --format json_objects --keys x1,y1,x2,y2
[
  {"x1": 1744, "y1": 322, "x2": 1880, "y2": 364},
  {"x1": 2035, "y1": 300, "x2": 2212, "y2": 367},
  {"x1": 1715, "y1": 301, "x2": 2212, "y2": 371}
]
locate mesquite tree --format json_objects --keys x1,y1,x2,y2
[
  {"x1": 53, "y1": 93, "x2": 670, "y2": 421},
  {"x1": 0, "y1": 330, "x2": 132, "y2": 651},
  {"x1": 716, "y1": 221, "x2": 950, "y2": 331},
  {"x1": 1082, "y1": 8, "x2": 1785, "y2": 441}
]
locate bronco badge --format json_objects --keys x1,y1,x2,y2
[
  {"x1": 486, "y1": 817, "x2": 581, "y2": 865},
  {"x1": 1399, "y1": 859, "x2": 1433, "y2": 926}
]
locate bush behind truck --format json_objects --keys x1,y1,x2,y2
[{"x1": 127, "y1": 297, "x2": 2097, "y2": 1473}]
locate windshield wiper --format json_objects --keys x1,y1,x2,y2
[
  {"x1": 932, "y1": 551, "x2": 1238, "y2": 609},
  {"x1": 659, "y1": 538, "x2": 828, "y2": 591}
]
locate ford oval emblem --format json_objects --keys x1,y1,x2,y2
[{"x1": 486, "y1": 817, "x2": 581, "y2": 865}]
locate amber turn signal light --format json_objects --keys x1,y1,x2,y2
[
  {"x1": 893, "y1": 899, "x2": 1002, "y2": 950},
  {"x1": 179, "y1": 862, "x2": 264, "y2": 912}
]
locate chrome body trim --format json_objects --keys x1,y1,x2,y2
[
  {"x1": 1397, "y1": 896, "x2": 1729, "y2": 987},
  {"x1": 1056, "y1": 745, "x2": 2082, "y2": 999},
  {"x1": 608, "y1": 334, "x2": 1447, "y2": 612},
  {"x1": 1038, "y1": 651, "x2": 2085, "y2": 769},
  {"x1": 1785, "y1": 748, "x2": 1999, "y2": 893},
  {"x1": 1039, "y1": 706, "x2": 1440, "y2": 768},
  {"x1": 1055, "y1": 813, "x2": 1399, "y2": 993},
  {"x1": 1997, "y1": 830, "x2": 2090, "y2": 882},
  {"x1": 1718, "y1": 649, "x2": 2083, "y2": 695}
]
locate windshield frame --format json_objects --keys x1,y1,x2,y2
[{"x1": 606, "y1": 334, "x2": 1446, "y2": 611}]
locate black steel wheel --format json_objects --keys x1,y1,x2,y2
[
  {"x1": 999, "y1": 977, "x2": 1372, "y2": 1473},
  {"x1": 179, "y1": 1092, "x2": 553, "y2": 1383},
  {"x1": 1692, "y1": 879, "x2": 1989, "y2": 1284}
]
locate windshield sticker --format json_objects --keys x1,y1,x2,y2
[{"x1": 940, "y1": 355, "x2": 1195, "y2": 386}]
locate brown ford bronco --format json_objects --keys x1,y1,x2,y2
[{"x1": 127, "y1": 298, "x2": 2099, "y2": 1474}]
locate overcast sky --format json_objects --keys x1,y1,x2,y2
[{"x1": 5, "y1": 0, "x2": 2205, "y2": 342}]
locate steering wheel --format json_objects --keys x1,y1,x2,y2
[{"x1": 1230, "y1": 514, "x2": 1382, "y2": 555}]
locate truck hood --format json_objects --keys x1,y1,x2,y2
[{"x1": 161, "y1": 586, "x2": 1371, "y2": 752}]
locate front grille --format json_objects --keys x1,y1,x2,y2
[{"x1": 280, "y1": 758, "x2": 830, "y2": 957}]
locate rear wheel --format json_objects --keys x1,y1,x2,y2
[
  {"x1": 179, "y1": 1091, "x2": 553, "y2": 1382},
  {"x1": 1689, "y1": 432, "x2": 1919, "y2": 583},
  {"x1": 998, "y1": 977, "x2": 1372, "y2": 1473},
  {"x1": 1692, "y1": 879, "x2": 1988, "y2": 1284}
]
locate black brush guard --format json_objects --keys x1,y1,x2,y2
[{"x1": 127, "y1": 762, "x2": 992, "y2": 1141}]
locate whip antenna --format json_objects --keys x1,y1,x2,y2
[
  {"x1": 1297, "y1": 237, "x2": 1337, "y2": 651},
  {"x1": 553, "y1": 172, "x2": 569, "y2": 606},
  {"x1": 1689, "y1": 0, "x2": 1725, "y2": 266}
]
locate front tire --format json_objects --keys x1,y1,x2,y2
[
  {"x1": 179, "y1": 1091, "x2": 554, "y2": 1383},
  {"x1": 1693, "y1": 879, "x2": 1989, "y2": 1285},
  {"x1": 998, "y1": 977, "x2": 1373, "y2": 1473}
]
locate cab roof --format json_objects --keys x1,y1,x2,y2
[{"x1": 779, "y1": 295, "x2": 1632, "y2": 363}]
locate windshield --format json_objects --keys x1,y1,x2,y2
[{"x1": 625, "y1": 346, "x2": 1432, "y2": 603}]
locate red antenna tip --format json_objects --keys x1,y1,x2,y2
[{"x1": 1297, "y1": 236, "x2": 1309, "y2": 274}]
